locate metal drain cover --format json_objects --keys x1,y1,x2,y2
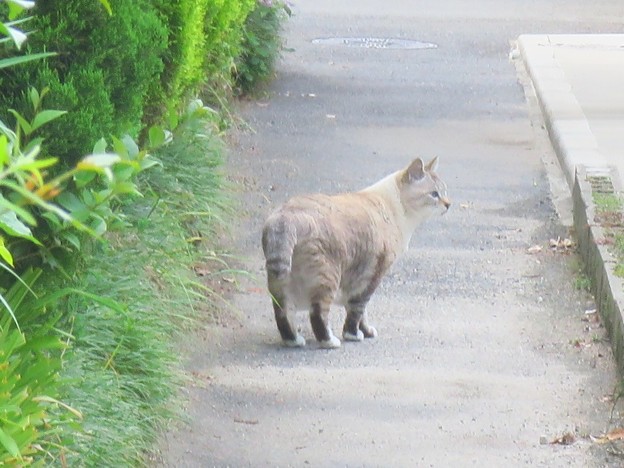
[{"x1": 312, "y1": 37, "x2": 437, "y2": 50}]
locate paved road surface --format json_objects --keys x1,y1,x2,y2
[{"x1": 160, "y1": 1, "x2": 624, "y2": 466}]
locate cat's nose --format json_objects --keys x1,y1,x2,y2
[{"x1": 441, "y1": 197, "x2": 451, "y2": 210}]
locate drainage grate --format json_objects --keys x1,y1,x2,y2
[
  {"x1": 588, "y1": 175, "x2": 615, "y2": 194},
  {"x1": 311, "y1": 37, "x2": 438, "y2": 50}
]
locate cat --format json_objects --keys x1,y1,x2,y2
[{"x1": 261, "y1": 157, "x2": 450, "y2": 349}]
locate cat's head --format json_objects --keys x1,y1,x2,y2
[{"x1": 398, "y1": 157, "x2": 450, "y2": 216}]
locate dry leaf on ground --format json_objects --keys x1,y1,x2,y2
[
  {"x1": 549, "y1": 237, "x2": 575, "y2": 251},
  {"x1": 593, "y1": 427, "x2": 624, "y2": 444},
  {"x1": 550, "y1": 432, "x2": 576, "y2": 445}
]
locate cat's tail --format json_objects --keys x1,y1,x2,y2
[{"x1": 262, "y1": 212, "x2": 297, "y2": 281}]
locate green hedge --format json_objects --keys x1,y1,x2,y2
[
  {"x1": 147, "y1": 0, "x2": 255, "y2": 124},
  {"x1": 235, "y1": 0, "x2": 290, "y2": 94},
  {"x1": 0, "y1": 0, "x2": 168, "y2": 164},
  {"x1": 0, "y1": 0, "x2": 256, "y2": 165},
  {"x1": 0, "y1": 0, "x2": 289, "y2": 463}
]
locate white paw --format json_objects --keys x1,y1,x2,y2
[
  {"x1": 366, "y1": 326, "x2": 378, "y2": 338},
  {"x1": 319, "y1": 333, "x2": 341, "y2": 349},
  {"x1": 283, "y1": 334, "x2": 306, "y2": 348},
  {"x1": 343, "y1": 329, "x2": 364, "y2": 342}
]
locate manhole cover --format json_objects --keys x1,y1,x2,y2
[{"x1": 312, "y1": 37, "x2": 437, "y2": 50}]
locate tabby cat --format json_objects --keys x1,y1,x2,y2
[{"x1": 262, "y1": 157, "x2": 450, "y2": 348}]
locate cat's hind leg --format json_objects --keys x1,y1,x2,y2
[
  {"x1": 271, "y1": 294, "x2": 305, "y2": 347},
  {"x1": 343, "y1": 299, "x2": 377, "y2": 341},
  {"x1": 310, "y1": 299, "x2": 341, "y2": 349}
]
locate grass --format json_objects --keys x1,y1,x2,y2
[
  {"x1": 569, "y1": 255, "x2": 592, "y2": 292},
  {"x1": 43, "y1": 116, "x2": 234, "y2": 465},
  {"x1": 593, "y1": 192, "x2": 624, "y2": 278},
  {"x1": 594, "y1": 193, "x2": 623, "y2": 213},
  {"x1": 574, "y1": 272, "x2": 592, "y2": 292}
]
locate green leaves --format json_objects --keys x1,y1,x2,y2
[
  {"x1": 0, "y1": 21, "x2": 27, "y2": 49},
  {"x1": 235, "y1": 0, "x2": 289, "y2": 94},
  {"x1": 0, "y1": 269, "x2": 99, "y2": 465},
  {"x1": 0, "y1": 87, "x2": 167, "y2": 268},
  {"x1": 0, "y1": 210, "x2": 41, "y2": 245},
  {"x1": 5, "y1": 1, "x2": 36, "y2": 21},
  {"x1": 0, "y1": 51, "x2": 56, "y2": 70},
  {"x1": 98, "y1": 0, "x2": 113, "y2": 15},
  {"x1": 8, "y1": 88, "x2": 67, "y2": 139}
]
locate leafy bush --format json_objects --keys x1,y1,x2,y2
[
  {"x1": 149, "y1": 0, "x2": 254, "y2": 120},
  {"x1": 0, "y1": 269, "x2": 67, "y2": 465},
  {"x1": 1, "y1": 0, "x2": 289, "y2": 464},
  {"x1": 0, "y1": 7, "x2": 169, "y2": 462},
  {"x1": 52, "y1": 102, "x2": 230, "y2": 465},
  {"x1": 0, "y1": 0, "x2": 168, "y2": 164},
  {"x1": 0, "y1": 268, "x2": 122, "y2": 465},
  {"x1": 235, "y1": 0, "x2": 291, "y2": 95}
]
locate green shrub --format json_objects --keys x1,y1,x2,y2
[
  {"x1": 149, "y1": 0, "x2": 254, "y2": 120},
  {"x1": 52, "y1": 103, "x2": 230, "y2": 465},
  {"x1": 204, "y1": 0, "x2": 256, "y2": 87},
  {"x1": 0, "y1": 269, "x2": 64, "y2": 465},
  {"x1": 235, "y1": 0, "x2": 290, "y2": 95},
  {"x1": 0, "y1": 269, "x2": 119, "y2": 465},
  {"x1": 0, "y1": 0, "x2": 168, "y2": 164}
]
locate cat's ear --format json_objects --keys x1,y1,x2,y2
[
  {"x1": 402, "y1": 158, "x2": 425, "y2": 184},
  {"x1": 425, "y1": 156, "x2": 439, "y2": 172}
]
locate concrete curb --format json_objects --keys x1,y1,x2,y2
[
  {"x1": 518, "y1": 35, "x2": 624, "y2": 374},
  {"x1": 573, "y1": 167, "x2": 624, "y2": 373}
]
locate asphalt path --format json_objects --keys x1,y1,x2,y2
[{"x1": 160, "y1": 1, "x2": 624, "y2": 466}]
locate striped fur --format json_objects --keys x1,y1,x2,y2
[{"x1": 262, "y1": 157, "x2": 450, "y2": 348}]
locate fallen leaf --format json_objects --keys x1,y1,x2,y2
[
  {"x1": 550, "y1": 432, "x2": 575, "y2": 445},
  {"x1": 605, "y1": 428, "x2": 624, "y2": 441},
  {"x1": 527, "y1": 245, "x2": 543, "y2": 254},
  {"x1": 562, "y1": 238, "x2": 574, "y2": 248},
  {"x1": 592, "y1": 427, "x2": 624, "y2": 444},
  {"x1": 549, "y1": 236, "x2": 575, "y2": 251},
  {"x1": 193, "y1": 265, "x2": 212, "y2": 276}
]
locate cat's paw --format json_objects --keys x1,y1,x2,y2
[
  {"x1": 343, "y1": 329, "x2": 364, "y2": 342},
  {"x1": 318, "y1": 334, "x2": 341, "y2": 349},
  {"x1": 282, "y1": 334, "x2": 306, "y2": 348},
  {"x1": 363, "y1": 326, "x2": 378, "y2": 338}
]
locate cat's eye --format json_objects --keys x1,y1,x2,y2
[{"x1": 430, "y1": 191, "x2": 440, "y2": 199}]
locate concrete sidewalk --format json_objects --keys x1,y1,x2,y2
[
  {"x1": 519, "y1": 34, "x2": 624, "y2": 187},
  {"x1": 519, "y1": 34, "x2": 624, "y2": 370}
]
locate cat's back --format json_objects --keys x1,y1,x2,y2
[
  {"x1": 263, "y1": 190, "x2": 397, "y2": 262},
  {"x1": 271, "y1": 191, "x2": 385, "y2": 223}
]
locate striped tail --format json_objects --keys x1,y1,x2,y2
[{"x1": 262, "y1": 213, "x2": 297, "y2": 281}]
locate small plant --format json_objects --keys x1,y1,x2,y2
[
  {"x1": 574, "y1": 272, "x2": 592, "y2": 292},
  {"x1": 593, "y1": 192, "x2": 624, "y2": 281}
]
